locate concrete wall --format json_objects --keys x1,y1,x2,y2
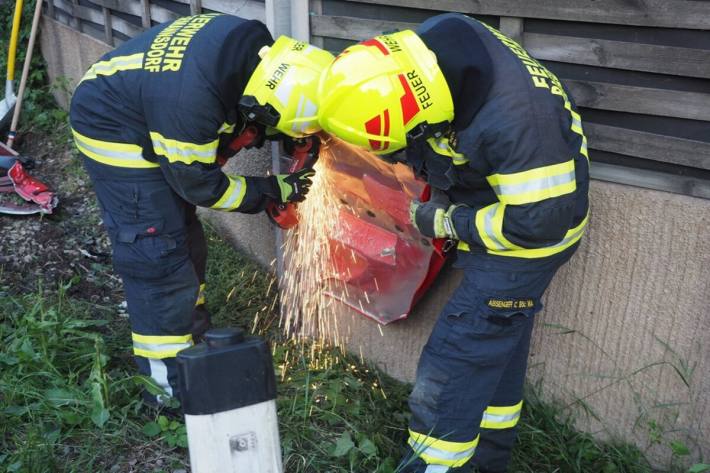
[
  {"x1": 335, "y1": 181, "x2": 710, "y2": 467},
  {"x1": 199, "y1": 145, "x2": 277, "y2": 268},
  {"x1": 40, "y1": 18, "x2": 111, "y2": 109},
  {"x1": 41, "y1": 17, "x2": 710, "y2": 467}
]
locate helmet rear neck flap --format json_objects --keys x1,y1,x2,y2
[{"x1": 240, "y1": 36, "x2": 334, "y2": 138}]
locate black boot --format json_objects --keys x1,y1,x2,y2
[{"x1": 191, "y1": 304, "x2": 212, "y2": 341}]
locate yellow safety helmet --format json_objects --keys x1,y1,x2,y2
[
  {"x1": 240, "y1": 36, "x2": 335, "y2": 137},
  {"x1": 317, "y1": 30, "x2": 454, "y2": 154}
]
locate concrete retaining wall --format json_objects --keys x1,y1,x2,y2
[
  {"x1": 335, "y1": 181, "x2": 710, "y2": 467},
  {"x1": 41, "y1": 17, "x2": 710, "y2": 467}
]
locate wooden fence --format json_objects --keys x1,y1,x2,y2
[
  {"x1": 44, "y1": 0, "x2": 265, "y2": 45},
  {"x1": 305, "y1": 0, "x2": 710, "y2": 199},
  {"x1": 44, "y1": 0, "x2": 710, "y2": 199}
]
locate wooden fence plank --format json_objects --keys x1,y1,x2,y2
[
  {"x1": 140, "y1": 0, "x2": 152, "y2": 29},
  {"x1": 586, "y1": 123, "x2": 710, "y2": 171},
  {"x1": 566, "y1": 80, "x2": 710, "y2": 122},
  {"x1": 312, "y1": 16, "x2": 710, "y2": 80},
  {"x1": 345, "y1": 0, "x2": 710, "y2": 30},
  {"x1": 311, "y1": 15, "x2": 416, "y2": 41},
  {"x1": 525, "y1": 33, "x2": 710, "y2": 80},
  {"x1": 92, "y1": 0, "x2": 179, "y2": 25},
  {"x1": 590, "y1": 162, "x2": 710, "y2": 200},
  {"x1": 197, "y1": 0, "x2": 265, "y2": 21},
  {"x1": 499, "y1": 17, "x2": 523, "y2": 44},
  {"x1": 46, "y1": 0, "x2": 55, "y2": 20},
  {"x1": 102, "y1": 7, "x2": 113, "y2": 45},
  {"x1": 310, "y1": 0, "x2": 324, "y2": 47},
  {"x1": 70, "y1": 0, "x2": 81, "y2": 31},
  {"x1": 54, "y1": 0, "x2": 145, "y2": 38}
]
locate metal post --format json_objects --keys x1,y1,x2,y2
[{"x1": 177, "y1": 328, "x2": 282, "y2": 473}]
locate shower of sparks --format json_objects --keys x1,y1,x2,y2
[{"x1": 278, "y1": 143, "x2": 350, "y2": 350}]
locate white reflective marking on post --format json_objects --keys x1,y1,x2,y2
[
  {"x1": 185, "y1": 400, "x2": 283, "y2": 473},
  {"x1": 148, "y1": 358, "x2": 173, "y2": 397}
]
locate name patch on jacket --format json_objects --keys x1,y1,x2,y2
[
  {"x1": 145, "y1": 14, "x2": 219, "y2": 73},
  {"x1": 487, "y1": 298, "x2": 534, "y2": 310}
]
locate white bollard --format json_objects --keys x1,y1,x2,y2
[{"x1": 177, "y1": 328, "x2": 283, "y2": 473}]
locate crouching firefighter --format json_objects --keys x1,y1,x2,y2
[
  {"x1": 69, "y1": 14, "x2": 333, "y2": 407},
  {"x1": 318, "y1": 13, "x2": 589, "y2": 473}
]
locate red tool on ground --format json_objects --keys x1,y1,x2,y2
[{"x1": 0, "y1": 141, "x2": 58, "y2": 215}]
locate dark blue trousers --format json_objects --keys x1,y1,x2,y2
[
  {"x1": 399, "y1": 264, "x2": 565, "y2": 473},
  {"x1": 83, "y1": 157, "x2": 206, "y2": 404}
]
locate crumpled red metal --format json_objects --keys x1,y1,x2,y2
[{"x1": 320, "y1": 137, "x2": 449, "y2": 325}]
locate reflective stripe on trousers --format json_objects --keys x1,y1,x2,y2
[
  {"x1": 480, "y1": 401, "x2": 523, "y2": 429},
  {"x1": 407, "y1": 430, "x2": 479, "y2": 468}
]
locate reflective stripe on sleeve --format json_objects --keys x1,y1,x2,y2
[
  {"x1": 132, "y1": 333, "x2": 193, "y2": 359},
  {"x1": 218, "y1": 122, "x2": 236, "y2": 134},
  {"x1": 474, "y1": 203, "x2": 522, "y2": 252},
  {"x1": 210, "y1": 176, "x2": 247, "y2": 210},
  {"x1": 72, "y1": 128, "x2": 158, "y2": 169},
  {"x1": 480, "y1": 401, "x2": 523, "y2": 429},
  {"x1": 80, "y1": 53, "x2": 145, "y2": 83},
  {"x1": 150, "y1": 131, "x2": 219, "y2": 165},
  {"x1": 487, "y1": 160, "x2": 576, "y2": 205},
  {"x1": 461, "y1": 210, "x2": 588, "y2": 259},
  {"x1": 408, "y1": 430, "x2": 479, "y2": 468}
]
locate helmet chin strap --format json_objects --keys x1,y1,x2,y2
[
  {"x1": 237, "y1": 95, "x2": 281, "y2": 128},
  {"x1": 378, "y1": 120, "x2": 452, "y2": 166}
]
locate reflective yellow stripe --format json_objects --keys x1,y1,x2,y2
[
  {"x1": 218, "y1": 122, "x2": 235, "y2": 134},
  {"x1": 132, "y1": 334, "x2": 192, "y2": 344},
  {"x1": 460, "y1": 211, "x2": 588, "y2": 258},
  {"x1": 474, "y1": 203, "x2": 521, "y2": 252},
  {"x1": 150, "y1": 131, "x2": 218, "y2": 165},
  {"x1": 195, "y1": 283, "x2": 206, "y2": 306},
  {"x1": 72, "y1": 128, "x2": 159, "y2": 169},
  {"x1": 80, "y1": 53, "x2": 144, "y2": 83},
  {"x1": 481, "y1": 401, "x2": 523, "y2": 429},
  {"x1": 581, "y1": 135, "x2": 589, "y2": 159},
  {"x1": 427, "y1": 136, "x2": 468, "y2": 165},
  {"x1": 486, "y1": 160, "x2": 576, "y2": 205},
  {"x1": 563, "y1": 100, "x2": 589, "y2": 162},
  {"x1": 408, "y1": 430, "x2": 479, "y2": 468},
  {"x1": 132, "y1": 333, "x2": 193, "y2": 360},
  {"x1": 211, "y1": 176, "x2": 247, "y2": 210}
]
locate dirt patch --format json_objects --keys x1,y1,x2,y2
[{"x1": 0, "y1": 129, "x2": 120, "y2": 304}]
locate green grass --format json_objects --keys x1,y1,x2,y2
[
  {"x1": 1, "y1": 226, "x2": 670, "y2": 473},
  {"x1": 0, "y1": 6, "x2": 699, "y2": 471}
]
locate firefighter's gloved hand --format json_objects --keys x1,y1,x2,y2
[
  {"x1": 267, "y1": 168, "x2": 316, "y2": 204},
  {"x1": 410, "y1": 192, "x2": 460, "y2": 239}
]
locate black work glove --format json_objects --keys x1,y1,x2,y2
[
  {"x1": 264, "y1": 168, "x2": 316, "y2": 204},
  {"x1": 409, "y1": 189, "x2": 462, "y2": 239}
]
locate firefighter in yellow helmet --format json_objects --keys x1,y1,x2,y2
[
  {"x1": 319, "y1": 14, "x2": 590, "y2": 473},
  {"x1": 70, "y1": 14, "x2": 333, "y2": 408}
]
